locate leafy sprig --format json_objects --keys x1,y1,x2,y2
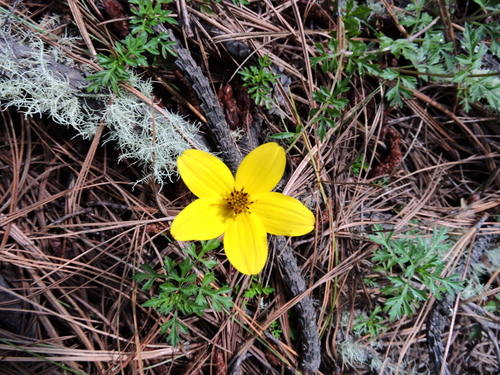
[
  {"x1": 239, "y1": 55, "x2": 281, "y2": 110},
  {"x1": 309, "y1": 78, "x2": 350, "y2": 140},
  {"x1": 129, "y1": 0, "x2": 177, "y2": 35},
  {"x1": 243, "y1": 282, "x2": 275, "y2": 299},
  {"x1": 380, "y1": 69, "x2": 417, "y2": 108},
  {"x1": 309, "y1": 1, "x2": 378, "y2": 139},
  {"x1": 353, "y1": 305, "x2": 387, "y2": 338},
  {"x1": 350, "y1": 154, "x2": 369, "y2": 175},
  {"x1": 87, "y1": 0, "x2": 177, "y2": 94}
]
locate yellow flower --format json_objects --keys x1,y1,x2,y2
[{"x1": 170, "y1": 143, "x2": 315, "y2": 275}]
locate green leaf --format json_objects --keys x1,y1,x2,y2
[
  {"x1": 380, "y1": 69, "x2": 398, "y2": 81},
  {"x1": 200, "y1": 272, "x2": 215, "y2": 287},
  {"x1": 401, "y1": 75, "x2": 417, "y2": 90},
  {"x1": 462, "y1": 23, "x2": 482, "y2": 55},
  {"x1": 270, "y1": 132, "x2": 296, "y2": 139},
  {"x1": 160, "y1": 312, "x2": 189, "y2": 347},
  {"x1": 135, "y1": 248, "x2": 233, "y2": 346},
  {"x1": 386, "y1": 77, "x2": 414, "y2": 107}
]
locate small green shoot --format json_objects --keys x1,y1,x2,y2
[
  {"x1": 351, "y1": 154, "x2": 369, "y2": 175},
  {"x1": 237, "y1": 279, "x2": 275, "y2": 313},
  {"x1": 379, "y1": 69, "x2": 417, "y2": 108},
  {"x1": 484, "y1": 294, "x2": 500, "y2": 313},
  {"x1": 239, "y1": 55, "x2": 281, "y2": 110},
  {"x1": 309, "y1": 78, "x2": 350, "y2": 140},
  {"x1": 129, "y1": 0, "x2": 177, "y2": 35},
  {"x1": 269, "y1": 320, "x2": 283, "y2": 339},
  {"x1": 363, "y1": 277, "x2": 379, "y2": 288},
  {"x1": 243, "y1": 282, "x2": 275, "y2": 299},
  {"x1": 87, "y1": 0, "x2": 177, "y2": 94},
  {"x1": 353, "y1": 305, "x2": 387, "y2": 338}
]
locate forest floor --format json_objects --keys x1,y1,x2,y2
[{"x1": 0, "y1": 0, "x2": 499, "y2": 374}]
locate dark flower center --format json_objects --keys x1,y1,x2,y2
[{"x1": 225, "y1": 189, "x2": 252, "y2": 215}]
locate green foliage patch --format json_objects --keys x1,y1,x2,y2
[
  {"x1": 369, "y1": 225, "x2": 464, "y2": 322},
  {"x1": 87, "y1": 0, "x2": 177, "y2": 93},
  {"x1": 308, "y1": 0, "x2": 500, "y2": 139},
  {"x1": 133, "y1": 239, "x2": 232, "y2": 346}
]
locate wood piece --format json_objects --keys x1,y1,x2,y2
[
  {"x1": 156, "y1": 25, "x2": 242, "y2": 172},
  {"x1": 426, "y1": 217, "x2": 498, "y2": 375},
  {"x1": 276, "y1": 237, "x2": 321, "y2": 374}
]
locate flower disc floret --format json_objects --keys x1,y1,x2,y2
[
  {"x1": 170, "y1": 143, "x2": 315, "y2": 275},
  {"x1": 226, "y1": 189, "x2": 252, "y2": 215}
]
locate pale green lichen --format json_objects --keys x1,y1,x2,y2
[
  {"x1": 337, "y1": 339, "x2": 368, "y2": 368},
  {"x1": 464, "y1": 243, "x2": 500, "y2": 300},
  {"x1": 338, "y1": 310, "x2": 431, "y2": 374},
  {"x1": 104, "y1": 74, "x2": 201, "y2": 184},
  {"x1": 0, "y1": 35, "x2": 101, "y2": 138},
  {"x1": 0, "y1": 14, "x2": 201, "y2": 184}
]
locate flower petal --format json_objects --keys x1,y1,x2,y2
[
  {"x1": 235, "y1": 143, "x2": 285, "y2": 194},
  {"x1": 170, "y1": 198, "x2": 231, "y2": 241},
  {"x1": 224, "y1": 213, "x2": 268, "y2": 275},
  {"x1": 178, "y1": 149, "x2": 235, "y2": 198},
  {"x1": 251, "y1": 192, "x2": 315, "y2": 236}
]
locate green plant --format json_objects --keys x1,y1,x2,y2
[
  {"x1": 87, "y1": 34, "x2": 146, "y2": 93},
  {"x1": 133, "y1": 239, "x2": 232, "y2": 346},
  {"x1": 239, "y1": 55, "x2": 282, "y2": 110},
  {"x1": 363, "y1": 277, "x2": 379, "y2": 288},
  {"x1": 311, "y1": 1, "x2": 379, "y2": 77},
  {"x1": 309, "y1": 78, "x2": 350, "y2": 140},
  {"x1": 87, "y1": 0, "x2": 177, "y2": 93},
  {"x1": 379, "y1": 68, "x2": 418, "y2": 108},
  {"x1": 353, "y1": 305, "x2": 387, "y2": 337},
  {"x1": 239, "y1": 281, "x2": 284, "y2": 340},
  {"x1": 350, "y1": 154, "x2": 369, "y2": 175},
  {"x1": 268, "y1": 124, "x2": 302, "y2": 141},
  {"x1": 235, "y1": 279, "x2": 276, "y2": 317},
  {"x1": 243, "y1": 281, "x2": 275, "y2": 299},
  {"x1": 129, "y1": 0, "x2": 177, "y2": 35},
  {"x1": 370, "y1": 225, "x2": 464, "y2": 321},
  {"x1": 484, "y1": 294, "x2": 500, "y2": 313},
  {"x1": 310, "y1": 2, "x2": 376, "y2": 140},
  {"x1": 378, "y1": 0, "x2": 500, "y2": 110},
  {"x1": 453, "y1": 23, "x2": 500, "y2": 112},
  {"x1": 269, "y1": 319, "x2": 283, "y2": 339}
]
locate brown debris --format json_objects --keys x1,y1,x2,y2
[
  {"x1": 369, "y1": 126, "x2": 403, "y2": 178},
  {"x1": 214, "y1": 346, "x2": 227, "y2": 375},
  {"x1": 218, "y1": 83, "x2": 253, "y2": 131},
  {"x1": 101, "y1": 0, "x2": 130, "y2": 39}
]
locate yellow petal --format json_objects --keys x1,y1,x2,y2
[
  {"x1": 235, "y1": 143, "x2": 285, "y2": 194},
  {"x1": 224, "y1": 213, "x2": 268, "y2": 275},
  {"x1": 178, "y1": 149, "x2": 235, "y2": 198},
  {"x1": 251, "y1": 192, "x2": 315, "y2": 236},
  {"x1": 170, "y1": 198, "x2": 231, "y2": 241}
]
